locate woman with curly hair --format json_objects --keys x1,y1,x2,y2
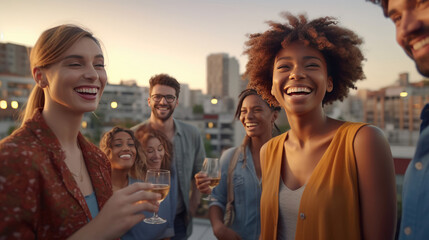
[
  {"x1": 99, "y1": 127, "x2": 145, "y2": 192},
  {"x1": 100, "y1": 125, "x2": 174, "y2": 240},
  {"x1": 244, "y1": 13, "x2": 396, "y2": 239}
]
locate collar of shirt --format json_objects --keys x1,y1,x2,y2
[
  {"x1": 173, "y1": 118, "x2": 184, "y2": 138},
  {"x1": 420, "y1": 103, "x2": 429, "y2": 133}
]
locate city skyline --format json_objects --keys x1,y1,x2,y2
[{"x1": 0, "y1": 0, "x2": 423, "y2": 94}]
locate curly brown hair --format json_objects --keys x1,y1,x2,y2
[
  {"x1": 243, "y1": 12, "x2": 366, "y2": 106},
  {"x1": 134, "y1": 123, "x2": 173, "y2": 179},
  {"x1": 99, "y1": 126, "x2": 145, "y2": 180}
]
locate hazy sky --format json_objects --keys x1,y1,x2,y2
[{"x1": 0, "y1": 0, "x2": 423, "y2": 93}]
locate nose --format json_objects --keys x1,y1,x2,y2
[
  {"x1": 154, "y1": 150, "x2": 161, "y2": 160},
  {"x1": 289, "y1": 67, "x2": 306, "y2": 81},
  {"x1": 397, "y1": 10, "x2": 422, "y2": 44},
  {"x1": 122, "y1": 144, "x2": 131, "y2": 151},
  {"x1": 159, "y1": 95, "x2": 168, "y2": 104},
  {"x1": 245, "y1": 110, "x2": 254, "y2": 120},
  {"x1": 83, "y1": 65, "x2": 99, "y2": 81}
]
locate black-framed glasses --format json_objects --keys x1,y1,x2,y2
[{"x1": 151, "y1": 94, "x2": 176, "y2": 103}]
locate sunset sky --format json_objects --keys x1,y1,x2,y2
[{"x1": 0, "y1": 0, "x2": 423, "y2": 93}]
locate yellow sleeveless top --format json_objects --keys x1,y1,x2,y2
[{"x1": 260, "y1": 122, "x2": 367, "y2": 240}]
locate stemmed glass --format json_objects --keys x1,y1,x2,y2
[
  {"x1": 144, "y1": 169, "x2": 170, "y2": 224},
  {"x1": 201, "y1": 157, "x2": 221, "y2": 201}
]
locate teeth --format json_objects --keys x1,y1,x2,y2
[
  {"x1": 413, "y1": 37, "x2": 429, "y2": 51},
  {"x1": 120, "y1": 154, "x2": 131, "y2": 159},
  {"x1": 246, "y1": 123, "x2": 258, "y2": 127},
  {"x1": 75, "y1": 88, "x2": 98, "y2": 94},
  {"x1": 287, "y1": 87, "x2": 311, "y2": 94}
]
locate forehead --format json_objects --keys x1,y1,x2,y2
[
  {"x1": 275, "y1": 41, "x2": 325, "y2": 63},
  {"x1": 242, "y1": 95, "x2": 267, "y2": 107},
  {"x1": 61, "y1": 37, "x2": 103, "y2": 60},
  {"x1": 387, "y1": 0, "x2": 411, "y2": 12},
  {"x1": 113, "y1": 131, "x2": 132, "y2": 140},
  {"x1": 147, "y1": 137, "x2": 162, "y2": 146},
  {"x1": 151, "y1": 84, "x2": 176, "y2": 95}
]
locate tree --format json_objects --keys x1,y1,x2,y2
[{"x1": 193, "y1": 104, "x2": 204, "y2": 114}]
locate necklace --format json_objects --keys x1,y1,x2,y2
[{"x1": 70, "y1": 158, "x2": 84, "y2": 182}]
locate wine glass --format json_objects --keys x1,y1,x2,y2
[
  {"x1": 144, "y1": 169, "x2": 170, "y2": 224},
  {"x1": 201, "y1": 157, "x2": 221, "y2": 201}
]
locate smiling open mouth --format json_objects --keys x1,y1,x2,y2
[
  {"x1": 286, "y1": 87, "x2": 312, "y2": 96},
  {"x1": 120, "y1": 154, "x2": 132, "y2": 160},
  {"x1": 413, "y1": 36, "x2": 429, "y2": 51},
  {"x1": 246, "y1": 123, "x2": 259, "y2": 128},
  {"x1": 75, "y1": 87, "x2": 98, "y2": 96}
]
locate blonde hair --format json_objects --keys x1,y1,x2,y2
[{"x1": 20, "y1": 24, "x2": 101, "y2": 126}]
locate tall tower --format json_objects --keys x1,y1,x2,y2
[
  {"x1": 0, "y1": 43, "x2": 31, "y2": 76},
  {"x1": 206, "y1": 53, "x2": 241, "y2": 100}
]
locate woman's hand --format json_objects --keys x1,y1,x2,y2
[
  {"x1": 194, "y1": 172, "x2": 212, "y2": 195},
  {"x1": 68, "y1": 182, "x2": 160, "y2": 240},
  {"x1": 213, "y1": 223, "x2": 242, "y2": 240},
  {"x1": 209, "y1": 205, "x2": 241, "y2": 240}
]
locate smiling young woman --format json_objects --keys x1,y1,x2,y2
[
  {"x1": 244, "y1": 13, "x2": 397, "y2": 240},
  {"x1": 195, "y1": 89, "x2": 280, "y2": 239},
  {"x1": 0, "y1": 24, "x2": 160, "y2": 239}
]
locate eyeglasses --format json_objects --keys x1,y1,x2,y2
[{"x1": 150, "y1": 94, "x2": 176, "y2": 103}]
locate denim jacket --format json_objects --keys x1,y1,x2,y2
[
  {"x1": 210, "y1": 145, "x2": 261, "y2": 240},
  {"x1": 399, "y1": 103, "x2": 429, "y2": 240}
]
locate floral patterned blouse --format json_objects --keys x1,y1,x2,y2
[{"x1": 0, "y1": 109, "x2": 113, "y2": 239}]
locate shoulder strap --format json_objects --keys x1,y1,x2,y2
[{"x1": 226, "y1": 146, "x2": 242, "y2": 205}]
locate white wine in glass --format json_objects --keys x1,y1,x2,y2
[
  {"x1": 201, "y1": 157, "x2": 220, "y2": 201},
  {"x1": 144, "y1": 169, "x2": 170, "y2": 224}
]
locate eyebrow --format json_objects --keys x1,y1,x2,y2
[
  {"x1": 242, "y1": 105, "x2": 264, "y2": 109},
  {"x1": 276, "y1": 56, "x2": 323, "y2": 62},
  {"x1": 387, "y1": 9, "x2": 397, "y2": 18},
  {"x1": 113, "y1": 137, "x2": 132, "y2": 141},
  {"x1": 63, "y1": 54, "x2": 104, "y2": 60}
]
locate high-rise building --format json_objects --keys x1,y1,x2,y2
[
  {"x1": 0, "y1": 43, "x2": 31, "y2": 77},
  {"x1": 206, "y1": 53, "x2": 243, "y2": 104}
]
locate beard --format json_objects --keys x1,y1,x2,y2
[
  {"x1": 415, "y1": 54, "x2": 429, "y2": 77},
  {"x1": 152, "y1": 103, "x2": 175, "y2": 122}
]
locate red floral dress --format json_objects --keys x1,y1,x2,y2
[{"x1": 0, "y1": 109, "x2": 113, "y2": 239}]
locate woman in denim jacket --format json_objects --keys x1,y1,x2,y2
[{"x1": 195, "y1": 89, "x2": 280, "y2": 240}]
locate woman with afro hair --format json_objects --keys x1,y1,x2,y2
[{"x1": 244, "y1": 13, "x2": 396, "y2": 240}]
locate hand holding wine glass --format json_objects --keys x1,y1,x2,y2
[
  {"x1": 144, "y1": 169, "x2": 170, "y2": 224},
  {"x1": 201, "y1": 157, "x2": 221, "y2": 201}
]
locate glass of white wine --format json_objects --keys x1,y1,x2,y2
[
  {"x1": 144, "y1": 169, "x2": 170, "y2": 224},
  {"x1": 201, "y1": 157, "x2": 221, "y2": 201}
]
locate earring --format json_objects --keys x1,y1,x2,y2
[{"x1": 38, "y1": 80, "x2": 47, "y2": 88}]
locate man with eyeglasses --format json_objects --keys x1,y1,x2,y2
[
  {"x1": 132, "y1": 74, "x2": 205, "y2": 239},
  {"x1": 368, "y1": 1, "x2": 429, "y2": 239}
]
